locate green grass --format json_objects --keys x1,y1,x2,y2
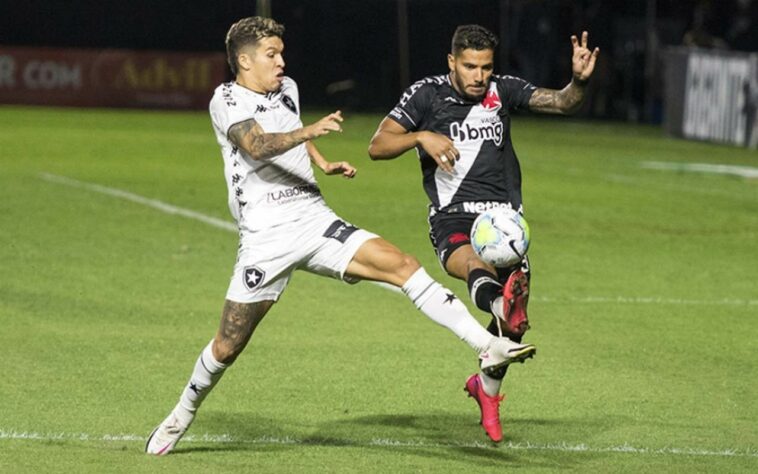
[{"x1": 1, "y1": 105, "x2": 757, "y2": 472}]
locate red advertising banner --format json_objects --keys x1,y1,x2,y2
[{"x1": 0, "y1": 46, "x2": 228, "y2": 109}]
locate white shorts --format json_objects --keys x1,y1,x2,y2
[{"x1": 226, "y1": 209, "x2": 378, "y2": 303}]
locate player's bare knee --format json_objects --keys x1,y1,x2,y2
[
  {"x1": 466, "y1": 254, "x2": 491, "y2": 274},
  {"x1": 212, "y1": 338, "x2": 241, "y2": 364},
  {"x1": 397, "y1": 252, "x2": 421, "y2": 279}
]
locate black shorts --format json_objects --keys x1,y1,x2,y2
[{"x1": 428, "y1": 208, "x2": 530, "y2": 281}]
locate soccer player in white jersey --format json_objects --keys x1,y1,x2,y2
[{"x1": 145, "y1": 16, "x2": 537, "y2": 455}]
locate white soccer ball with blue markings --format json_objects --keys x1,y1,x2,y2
[{"x1": 470, "y1": 207, "x2": 530, "y2": 268}]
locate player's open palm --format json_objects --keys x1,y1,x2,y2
[
  {"x1": 307, "y1": 111, "x2": 344, "y2": 139},
  {"x1": 571, "y1": 31, "x2": 599, "y2": 82}
]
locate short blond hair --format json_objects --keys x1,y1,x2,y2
[{"x1": 225, "y1": 17, "x2": 285, "y2": 75}]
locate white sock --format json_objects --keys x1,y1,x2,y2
[
  {"x1": 176, "y1": 339, "x2": 228, "y2": 425},
  {"x1": 490, "y1": 296, "x2": 505, "y2": 321},
  {"x1": 402, "y1": 268, "x2": 494, "y2": 353},
  {"x1": 479, "y1": 372, "x2": 503, "y2": 397}
]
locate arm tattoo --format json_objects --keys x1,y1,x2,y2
[
  {"x1": 228, "y1": 118, "x2": 309, "y2": 160},
  {"x1": 529, "y1": 82, "x2": 586, "y2": 115}
]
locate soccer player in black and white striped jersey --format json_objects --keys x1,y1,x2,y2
[{"x1": 369, "y1": 25, "x2": 599, "y2": 442}]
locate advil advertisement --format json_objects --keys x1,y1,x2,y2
[{"x1": 0, "y1": 46, "x2": 227, "y2": 109}]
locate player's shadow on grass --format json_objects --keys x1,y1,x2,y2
[{"x1": 177, "y1": 410, "x2": 595, "y2": 469}]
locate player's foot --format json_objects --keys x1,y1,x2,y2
[
  {"x1": 501, "y1": 269, "x2": 530, "y2": 336},
  {"x1": 479, "y1": 336, "x2": 536, "y2": 376},
  {"x1": 464, "y1": 373, "x2": 504, "y2": 442},
  {"x1": 145, "y1": 408, "x2": 194, "y2": 456}
]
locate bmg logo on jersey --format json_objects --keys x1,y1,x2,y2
[{"x1": 449, "y1": 117, "x2": 503, "y2": 146}]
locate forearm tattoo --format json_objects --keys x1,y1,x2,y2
[
  {"x1": 229, "y1": 118, "x2": 308, "y2": 160},
  {"x1": 529, "y1": 82, "x2": 586, "y2": 115}
]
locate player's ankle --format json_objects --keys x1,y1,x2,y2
[
  {"x1": 173, "y1": 403, "x2": 195, "y2": 428},
  {"x1": 490, "y1": 296, "x2": 504, "y2": 320}
]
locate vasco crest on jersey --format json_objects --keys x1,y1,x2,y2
[{"x1": 481, "y1": 83, "x2": 502, "y2": 111}]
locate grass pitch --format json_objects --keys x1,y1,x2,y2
[{"x1": 0, "y1": 105, "x2": 756, "y2": 472}]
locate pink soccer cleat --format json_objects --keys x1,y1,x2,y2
[
  {"x1": 501, "y1": 269, "x2": 530, "y2": 336},
  {"x1": 464, "y1": 373, "x2": 505, "y2": 443},
  {"x1": 145, "y1": 408, "x2": 193, "y2": 456}
]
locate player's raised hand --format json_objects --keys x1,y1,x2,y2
[
  {"x1": 571, "y1": 31, "x2": 599, "y2": 83},
  {"x1": 418, "y1": 131, "x2": 460, "y2": 173},
  {"x1": 322, "y1": 160, "x2": 357, "y2": 179},
  {"x1": 306, "y1": 110, "x2": 344, "y2": 139}
]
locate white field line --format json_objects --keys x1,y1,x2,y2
[
  {"x1": 39, "y1": 173, "x2": 757, "y2": 307},
  {"x1": 1, "y1": 430, "x2": 757, "y2": 459},
  {"x1": 641, "y1": 161, "x2": 758, "y2": 179},
  {"x1": 533, "y1": 295, "x2": 758, "y2": 306},
  {"x1": 38, "y1": 172, "x2": 236, "y2": 232}
]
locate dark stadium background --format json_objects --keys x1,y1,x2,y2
[{"x1": 1, "y1": 0, "x2": 757, "y2": 121}]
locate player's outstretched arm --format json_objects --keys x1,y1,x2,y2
[
  {"x1": 305, "y1": 141, "x2": 356, "y2": 178},
  {"x1": 368, "y1": 118, "x2": 459, "y2": 172},
  {"x1": 229, "y1": 111, "x2": 343, "y2": 160},
  {"x1": 528, "y1": 31, "x2": 599, "y2": 115}
]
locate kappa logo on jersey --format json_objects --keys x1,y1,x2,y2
[
  {"x1": 481, "y1": 88, "x2": 502, "y2": 110},
  {"x1": 449, "y1": 116, "x2": 503, "y2": 146},
  {"x1": 323, "y1": 219, "x2": 358, "y2": 243},
  {"x1": 281, "y1": 94, "x2": 297, "y2": 114},
  {"x1": 397, "y1": 76, "x2": 445, "y2": 106},
  {"x1": 243, "y1": 266, "x2": 265, "y2": 290},
  {"x1": 221, "y1": 82, "x2": 237, "y2": 107}
]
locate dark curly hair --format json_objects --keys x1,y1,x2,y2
[
  {"x1": 451, "y1": 25, "x2": 499, "y2": 56},
  {"x1": 225, "y1": 17, "x2": 285, "y2": 75}
]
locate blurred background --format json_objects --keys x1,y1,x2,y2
[{"x1": 1, "y1": 0, "x2": 757, "y2": 146}]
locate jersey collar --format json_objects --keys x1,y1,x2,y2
[{"x1": 233, "y1": 81, "x2": 280, "y2": 101}]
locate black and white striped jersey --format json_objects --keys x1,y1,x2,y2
[{"x1": 387, "y1": 74, "x2": 536, "y2": 213}]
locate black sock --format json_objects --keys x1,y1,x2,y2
[{"x1": 467, "y1": 268, "x2": 502, "y2": 314}]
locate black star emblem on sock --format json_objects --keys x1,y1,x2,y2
[
  {"x1": 444, "y1": 293, "x2": 457, "y2": 304},
  {"x1": 189, "y1": 382, "x2": 201, "y2": 394}
]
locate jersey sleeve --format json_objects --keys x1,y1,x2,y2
[
  {"x1": 208, "y1": 85, "x2": 257, "y2": 138},
  {"x1": 386, "y1": 81, "x2": 434, "y2": 131},
  {"x1": 496, "y1": 75, "x2": 537, "y2": 111},
  {"x1": 282, "y1": 76, "x2": 300, "y2": 107}
]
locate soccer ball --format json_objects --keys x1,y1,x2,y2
[{"x1": 470, "y1": 207, "x2": 530, "y2": 268}]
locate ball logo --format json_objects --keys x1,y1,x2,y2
[{"x1": 242, "y1": 266, "x2": 265, "y2": 290}]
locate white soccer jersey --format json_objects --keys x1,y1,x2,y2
[{"x1": 209, "y1": 77, "x2": 329, "y2": 231}]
